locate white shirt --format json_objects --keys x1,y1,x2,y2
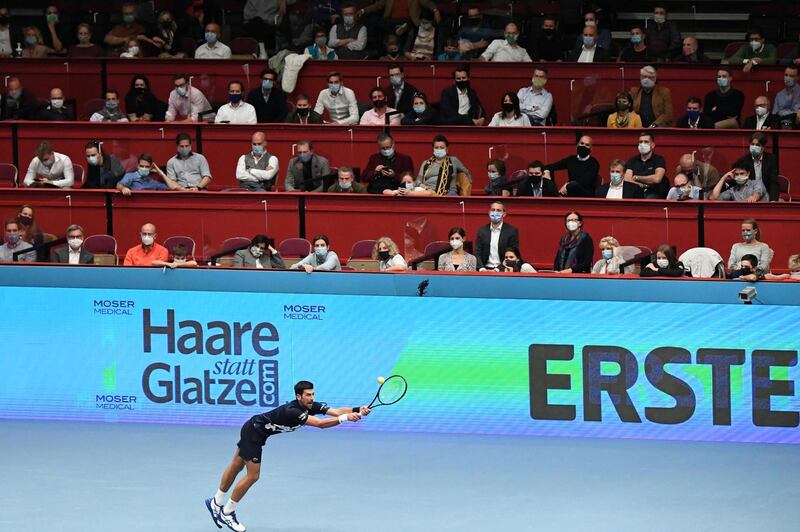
[
  {"x1": 578, "y1": 46, "x2": 596, "y2": 63},
  {"x1": 755, "y1": 114, "x2": 768, "y2": 129},
  {"x1": 380, "y1": 254, "x2": 407, "y2": 271},
  {"x1": 166, "y1": 87, "x2": 212, "y2": 122},
  {"x1": 457, "y1": 88, "x2": 470, "y2": 115},
  {"x1": 0, "y1": 27, "x2": 12, "y2": 55},
  {"x1": 753, "y1": 157, "x2": 762, "y2": 182},
  {"x1": 606, "y1": 184, "x2": 624, "y2": 199},
  {"x1": 89, "y1": 111, "x2": 129, "y2": 122},
  {"x1": 69, "y1": 247, "x2": 81, "y2": 265},
  {"x1": 24, "y1": 152, "x2": 74, "y2": 188},
  {"x1": 236, "y1": 153, "x2": 279, "y2": 183},
  {"x1": 215, "y1": 101, "x2": 257, "y2": 124},
  {"x1": 194, "y1": 41, "x2": 232, "y2": 59},
  {"x1": 488, "y1": 112, "x2": 531, "y2": 127},
  {"x1": 517, "y1": 86, "x2": 553, "y2": 125},
  {"x1": 480, "y1": 39, "x2": 532, "y2": 62},
  {"x1": 314, "y1": 86, "x2": 359, "y2": 125},
  {"x1": 488, "y1": 223, "x2": 502, "y2": 268}
]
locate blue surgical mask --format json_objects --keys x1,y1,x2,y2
[
  {"x1": 176, "y1": 86, "x2": 187, "y2": 97},
  {"x1": 582, "y1": 36, "x2": 595, "y2": 47},
  {"x1": 381, "y1": 147, "x2": 394, "y2": 158},
  {"x1": 26, "y1": 35, "x2": 37, "y2": 45},
  {"x1": 742, "y1": 230, "x2": 754, "y2": 241},
  {"x1": 750, "y1": 145, "x2": 763, "y2": 157},
  {"x1": 717, "y1": 77, "x2": 729, "y2": 89},
  {"x1": 46, "y1": 13, "x2": 59, "y2": 24},
  {"x1": 610, "y1": 172, "x2": 623, "y2": 185},
  {"x1": 106, "y1": 100, "x2": 118, "y2": 109},
  {"x1": 137, "y1": 167, "x2": 150, "y2": 177},
  {"x1": 229, "y1": 93, "x2": 242, "y2": 103},
  {"x1": 488, "y1": 172, "x2": 500, "y2": 181},
  {"x1": 630, "y1": 34, "x2": 642, "y2": 44},
  {"x1": 262, "y1": 79, "x2": 274, "y2": 90},
  {"x1": 123, "y1": 14, "x2": 135, "y2": 24},
  {"x1": 329, "y1": 83, "x2": 341, "y2": 95},
  {"x1": 343, "y1": 15, "x2": 354, "y2": 25},
  {"x1": 413, "y1": 104, "x2": 426, "y2": 114},
  {"x1": 205, "y1": 32, "x2": 217, "y2": 44},
  {"x1": 390, "y1": 75, "x2": 402, "y2": 87},
  {"x1": 252, "y1": 144, "x2": 265, "y2": 156},
  {"x1": 87, "y1": 155, "x2": 99, "y2": 166},
  {"x1": 339, "y1": 180, "x2": 352, "y2": 190},
  {"x1": 602, "y1": 249, "x2": 614, "y2": 260},
  {"x1": 433, "y1": 148, "x2": 446, "y2": 159},
  {"x1": 315, "y1": 246, "x2": 328, "y2": 257},
  {"x1": 489, "y1": 212, "x2": 503, "y2": 223},
  {"x1": 299, "y1": 152, "x2": 312, "y2": 163},
  {"x1": 687, "y1": 109, "x2": 700, "y2": 120}
]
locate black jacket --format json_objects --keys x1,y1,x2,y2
[
  {"x1": 566, "y1": 45, "x2": 609, "y2": 62},
  {"x1": 516, "y1": 177, "x2": 559, "y2": 197},
  {"x1": 51, "y1": 247, "x2": 94, "y2": 264},
  {"x1": 595, "y1": 182, "x2": 645, "y2": 199},
  {"x1": 474, "y1": 223, "x2": 520, "y2": 270},
  {"x1": 742, "y1": 113, "x2": 782, "y2": 130},
  {"x1": 734, "y1": 152, "x2": 779, "y2": 202},
  {"x1": 246, "y1": 87, "x2": 288, "y2": 123},
  {"x1": 285, "y1": 110, "x2": 324, "y2": 124},
  {"x1": 675, "y1": 113, "x2": 716, "y2": 129},
  {"x1": 385, "y1": 81, "x2": 418, "y2": 115},
  {"x1": 439, "y1": 84, "x2": 483, "y2": 125}
]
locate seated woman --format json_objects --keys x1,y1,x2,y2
[
  {"x1": 383, "y1": 172, "x2": 427, "y2": 196},
  {"x1": 125, "y1": 75, "x2": 163, "y2": 122},
  {"x1": 403, "y1": 10, "x2": 438, "y2": 61},
  {"x1": 400, "y1": 92, "x2": 437, "y2": 125},
  {"x1": 484, "y1": 159, "x2": 511, "y2": 196},
  {"x1": 372, "y1": 237, "x2": 407, "y2": 271},
  {"x1": 727, "y1": 253, "x2": 762, "y2": 281},
  {"x1": 68, "y1": 23, "x2": 103, "y2": 57},
  {"x1": 606, "y1": 91, "x2": 642, "y2": 129},
  {"x1": 554, "y1": 211, "x2": 594, "y2": 273},
  {"x1": 500, "y1": 246, "x2": 535, "y2": 273},
  {"x1": 233, "y1": 235, "x2": 286, "y2": 269},
  {"x1": 22, "y1": 26, "x2": 52, "y2": 58},
  {"x1": 489, "y1": 92, "x2": 531, "y2": 127},
  {"x1": 415, "y1": 135, "x2": 471, "y2": 196},
  {"x1": 591, "y1": 236, "x2": 624, "y2": 274},
  {"x1": 437, "y1": 227, "x2": 477, "y2": 272},
  {"x1": 640, "y1": 244, "x2": 685, "y2": 277},
  {"x1": 727, "y1": 218, "x2": 771, "y2": 276},
  {"x1": 765, "y1": 254, "x2": 800, "y2": 280},
  {"x1": 16, "y1": 204, "x2": 46, "y2": 261},
  {"x1": 290, "y1": 234, "x2": 341, "y2": 272}
]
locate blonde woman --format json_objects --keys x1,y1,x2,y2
[
  {"x1": 591, "y1": 236, "x2": 623, "y2": 274},
  {"x1": 22, "y1": 27, "x2": 51, "y2": 58},
  {"x1": 372, "y1": 237, "x2": 407, "y2": 271}
]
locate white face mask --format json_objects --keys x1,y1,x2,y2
[
  {"x1": 566, "y1": 220, "x2": 579, "y2": 232},
  {"x1": 50, "y1": 99, "x2": 64, "y2": 109},
  {"x1": 653, "y1": 13, "x2": 666, "y2": 24},
  {"x1": 68, "y1": 238, "x2": 83, "y2": 249},
  {"x1": 656, "y1": 258, "x2": 669, "y2": 268},
  {"x1": 755, "y1": 105, "x2": 768, "y2": 117},
  {"x1": 638, "y1": 142, "x2": 652, "y2": 155},
  {"x1": 250, "y1": 246, "x2": 263, "y2": 257},
  {"x1": 449, "y1": 238, "x2": 463, "y2": 250},
  {"x1": 141, "y1": 234, "x2": 154, "y2": 246}
]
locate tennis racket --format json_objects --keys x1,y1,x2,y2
[{"x1": 366, "y1": 375, "x2": 407, "y2": 409}]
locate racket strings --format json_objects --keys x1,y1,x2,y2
[{"x1": 377, "y1": 377, "x2": 407, "y2": 405}]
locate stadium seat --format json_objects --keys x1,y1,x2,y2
[
  {"x1": 163, "y1": 236, "x2": 197, "y2": 258},
  {"x1": 220, "y1": 237, "x2": 251, "y2": 254},
  {"x1": 230, "y1": 37, "x2": 259, "y2": 58},
  {"x1": 722, "y1": 42, "x2": 746, "y2": 63},
  {"x1": 84, "y1": 234, "x2": 118, "y2": 265},
  {"x1": 73, "y1": 164, "x2": 85, "y2": 186},
  {"x1": 0, "y1": 163, "x2": 18, "y2": 187},
  {"x1": 349, "y1": 239, "x2": 376, "y2": 261},
  {"x1": 778, "y1": 175, "x2": 790, "y2": 202},
  {"x1": 279, "y1": 238, "x2": 311, "y2": 259}
]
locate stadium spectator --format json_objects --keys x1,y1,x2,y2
[
  {"x1": 51, "y1": 224, "x2": 94, "y2": 264},
  {"x1": 236, "y1": 132, "x2": 279, "y2": 191},
  {"x1": 457, "y1": 6, "x2": 493, "y2": 59},
  {"x1": 674, "y1": 36, "x2": 710, "y2": 63},
  {"x1": 329, "y1": 3, "x2": 366, "y2": 59},
  {"x1": 439, "y1": 66, "x2": 484, "y2": 126},
  {"x1": 167, "y1": 133, "x2": 213, "y2": 190},
  {"x1": 125, "y1": 75, "x2": 162, "y2": 122},
  {"x1": 734, "y1": 132, "x2": 778, "y2": 201},
  {"x1": 39, "y1": 4, "x2": 70, "y2": 53},
  {"x1": 567, "y1": 25, "x2": 608, "y2": 62},
  {"x1": 116, "y1": 154, "x2": 178, "y2": 195},
  {"x1": 437, "y1": 227, "x2": 477, "y2": 272},
  {"x1": 728, "y1": 218, "x2": 771, "y2": 275},
  {"x1": 0, "y1": 7, "x2": 22, "y2": 58},
  {"x1": 247, "y1": 68, "x2": 289, "y2": 123},
  {"x1": 415, "y1": 135, "x2": 471, "y2": 196},
  {"x1": 358, "y1": 0, "x2": 441, "y2": 40},
  {"x1": 111, "y1": 140, "x2": 138, "y2": 173},
  {"x1": 517, "y1": 160, "x2": 558, "y2": 197},
  {"x1": 372, "y1": 237, "x2": 407, "y2": 271},
  {"x1": 676, "y1": 97, "x2": 715, "y2": 129},
  {"x1": 544, "y1": 136, "x2": 598, "y2": 198},
  {"x1": 145, "y1": 10, "x2": 185, "y2": 58},
  {"x1": 384, "y1": 171, "x2": 425, "y2": 196},
  {"x1": 709, "y1": 165, "x2": 767, "y2": 203},
  {"x1": 528, "y1": 15, "x2": 564, "y2": 62},
  {"x1": 21, "y1": 26, "x2": 50, "y2": 58},
  {"x1": 284, "y1": 140, "x2": 330, "y2": 192},
  {"x1": 606, "y1": 92, "x2": 642, "y2": 129},
  {"x1": 618, "y1": 25, "x2": 649, "y2": 63},
  {"x1": 35, "y1": 87, "x2": 74, "y2": 121},
  {"x1": 591, "y1": 236, "x2": 622, "y2": 275},
  {"x1": 400, "y1": 92, "x2": 436, "y2": 125},
  {"x1": 314, "y1": 72, "x2": 359, "y2": 124},
  {"x1": 1, "y1": 78, "x2": 37, "y2": 120},
  {"x1": 517, "y1": 67, "x2": 553, "y2": 126},
  {"x1": 162, "y1": 243, "x2": 198, "y2": 268},
  {"x1": 728, "y1": 29, "x2": 777, "y2": 71},
  {"x1": 104, "y1": 3, "x2": 145, "y2": 56},
  {"x1": 361, "y1": 133, "x2": 414, "y2": 194},
  {"x1": 727, "y1": 254, "x2": 761, "y2": 281},
  {"x1": 489, "y1": 92, "x2": 531, "y2": 127},
  {"x1": 216, "y1": 81, "x2": 257, "y2": 124},
  {"x1": 83, "y1": 141, "x2": 125, "y2": 189},
  {"x1": 290, "y1": 234, "x2": 342, "y2": 272},
  {"x1": 480, "y1": 21, "x2": 531, "y2": 62},
  {"x1": 166, "y1": 74, "x2": 212, "y2": 122},
  {"x1": 765, "y1": 255, "x2": 800, "y2": 281},
  {"x1": 312, "y1": 1, "x2": 341, "y2": 26},
  {"x1": 304, "y1": 27, "x2": 338, "y2": 60},
  {"x1": 234, "y1": 235, "x2": 285, "y2": 269},
  {"x1": 554, "y1": 211, "x2": 593, "y2": 274},
  {"x1": 743, "y1": 95, "x2": 781, "y2": 130},
  {"x1": 23, "y1": 141, "x2": 73, "y2": 188},
  {"x1": 474, "y1": 201, "x2": 520, "y2": 271},
  {"x1": 500, "y1": 247, "x2": 535, "y2": 273},
  {"x1": 677, "y1": 153, "x2": 720, "y2": 195},
  {"x1": 437, "y1": 36, "x2": 461, "y2": 61},
  {"x1": 385, "y1": 64, "x2": 418, "y2": 114},
  {"x1": 65, "y1": 22, "x2": 101, "y2": 59},
  {"x1": 772, "y1": 66, "x2": 800, "y2": 128},
  {"x1": 16, "y1": 205, "x2": 43, "y2": 256},
  {"x1": 0, "y1": 219, "x2": 34, "y2": 262},
  {"x1": 596, "y1": 159, "x2": 643, "y2": 199},
  {"x1": 629, "y1": 66, "x2": 673, "y2": 127},
  {"x1": 647, "y1": 5, "x2": 681, "y2": 59},
  {"x1": 119, "y1": 37, "x2": 142, "y2": 58},
  {"x1": 243, "y1": 0, "x2": 292, "y2": 55},
  {"x1": 380, "y1": 34, "x2": 402, "y2": 61},
  {"x1": 90, "y1": 90, "x2": 129, "y2": 122},
  {"x1": 195, "y1": 23, "x2": 231, "y2": 59},
  {"x1": 327, "y1": 166, "x2": 365, "y2": 193},
  {"x1": 624, "y1": 132, "x2": 668, "y2": 199},
  {"x1": 640, "y1": 244, "x2": 685, "y2": 277},
  {"x1": 484, "y1": 159, "x2": 510, "y2": 197},
  {"x1": 404, "y1": 9, "x2": 439, "y2": 61},
  {"x1": 574, "y1": 10, "x2": 611, "y2": 51},
  {"x1": 360, "y1": 87, "x2": 401, "y2": 125},
  {"x1": 781, "y1": 35, "x2": 800, "y2": 66},
  {"x1": 666, "y1": 172, "x2": 702, "y2": 201},
  {"x1": 123, "y1": 223, "x2": 168, "y2": 267},
  {"x1": 285, "y1": 94, "x2": 323, "y2": 124}
]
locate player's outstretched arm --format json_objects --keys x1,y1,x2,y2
[
  {"x1": 326, "y1": 406, "x2": 371, "y2": 417},
  {"x1": 305, "y1": 412, "x2": 361, "y2": 429}
]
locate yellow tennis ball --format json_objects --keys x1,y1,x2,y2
[{"x1": 377, "y1": 377, "x2": 385, "y2": 384}]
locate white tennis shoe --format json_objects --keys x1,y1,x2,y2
[
  {"x1": 219, "y1": 510, "x2": 246, "y2": 532},
  {"x1": 205, "y1": 498, "x2": 223, "y2": 529}
]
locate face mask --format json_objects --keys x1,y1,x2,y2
[
  {"x1": 687, "y1": 109, "x2": 700, "y2": 120},
  {"x1": 68, "y1": 238, "x2": 83, "y2": 249},
  {"x1": 178, "y1": 147, "x2": 191, "y2": 157},
  {"x1": 489, "y1": 212, "x2": 503, "y2": 224},
  {"x1": 123, "y1": 14, "x2": 135, "y2": 24},
  {"x1": 50, "y1": 98, "x2": 64, "y2": 109},
  {"x1": 25, "y1": 35, "x2": 38, "y2": 46},
  {"x1": 381, "y1": 147, "x2": 394, "y2": 158},
  {"x1": 252, "y1": 144, "x2": 265, "y2": 156},
  {"x1": 41, "y1": 158, "x2": 54, "y2": 167},
  {"x1": 229, "y1": 93, "x2": 242, "y2": 103},
  {"x1": 683, "y1": 46, "x2": 696, "y2": 56},
  {"x1": 656, "y1": 258, "x2": 669, "y2": 268},
  {"x1": 135, "y1": 87, "x2": 146, "y2": 94},
  {"x1": 717, "y1": 77, "x2": 729, "y2": 89},
  {"x1": 176, "y1": 86, "x2": 187, "y2": 97},
  {"x1": 528, "y1": 174, "x2": 542, "y2": 185},
  {"x1": 749, "y1": 40, "x2": 761, "y2": 52},
  {"x1": 444, "y1": 47, "x2": 457, "y2": 55},
  {"x1": 616, "y1": 101, "x2": 628, "y2": 112},
  {"x1": 630, "y1": 35, "x2": 642, "y2": 44},
  {"x1": 610, "y1": 172, "x2": 623, "y2": 185},
  {"x1": 161, "y1": 20, "x2": 173, "y2": 30},
  {"x1": 87, "y1": 155, "x2": 99, "y2": 166},
  {"x1": 467, "y1": 17, "x2": 481, "y2": 26},
  {"x1": 0, "y1": 16, "x2": 10, "y2": 25},
  {"x1": 106, "y1": 100, "x2": 118, "y2": 110},
  {"x1": 297, "y1": 108, "x2": 309, "y2": 117},
  {"x1": 638, "y1": 142, "x2": 652, "y2": 155},
  {"x1": 46, "y1": 13, "x2": 59, "y2": 24},
  {"x1": 299, "y1": 152, "x2": 312, "y2": 162},
  {"x1": 455, "y1": 80, "x2": 470, "y2": 91},
  {"x1": 602, "y1": 249, "x2": 614, "y2": 260},
  {"x1": 739, "y1": 266, "x2": 752, "y2": 276},
  {"x1": 582, "y1": 36, "x2": 595, "y2": 47},
  {"x1": 420, "y1": 22, "x2": 433, "y2": 31},
  {"x1": 137, "y1": 167, "x2": 150, "y2": 177},
  {"x1": 404, "y1": 182, "x2": 414, "y2": 190},
  {"x1": 502, "y1": 102, "x2": 515, "y2": 114},
  {"x1": 17, "y1": 215, "x2": 32, "y2": 226},
  {"x1": 339, "y1": 180, "x2": 352, "y2": 190},
  {"x1": 542, "y1": 28, "x2": 555, "y2": 37},
  {"x1": 584, "y1": 20, "x2": 596, "y2": 27},
  {"x1": 141, "y1": 235, "x2": 154, "y2": 246},
  {"x1": 315, "y1": 36, "x2": 327, "y2": 47},
  {"x1": 378, "y1": 250, "x2": 390, "y2": 261},
  {"x1": 315, "y1": 246, "x2": 327, "y2": 257},
  {"x1": 413, "y1": 104, "x2": 426, "y2": 114},
  {"x1": 433, "y1": 148, "x2": 446, "y2": 159},
  {"x1": 577, "y1": 145, "x2": 591, "y2": 159},
  {"x1": 640, "y1": 78, "x2": 655, "y2": 90},
  {"x1": 742, "y1": 230, "x2": 754, "y2": 241},
  {"x1": 390, "y1": 75, "x2": 402, "y2": 87},
  {"x1": 373, "y1": 99, "x2": 386, "y2": 109},
  {"x1": 653, "y1": 14, "x2": 666, "y2": 24},
  {"x1": 750, "y1": 145, "x2": 763, "y2": 157},
  {"x1": 328, "y1": 83, "x2": 341, "y2": 95},
  {"x1": 387, "y1": 48, "x2": 399, "y2": 56},
  {"x1": 8, "y1": 90, "x2": 21, "y2": 100},
  {"x1": 262, "y1": 79, "x2": 274, "y2": 90},
  {"x1": 532, "y1": 77, "x2": 546, "y2": 89},
  {"x1": 785, "y1": 75, "x2": 797, "y2": 88},
  {"x1": 78, "y1": 34, "x2": 91, "y2": 44},
  {"x1": 566, "y1": 220, "x2": 579, "y2": 232},
  {"x1": 128, "y1": 46, "x2": 140, "y2": 55},
  {"x1": 755, "y1": 105, "x2": 768, "y2": 117},
  {"x1": 250, "y1": 246, "x2": 263, "y2": 257},
  {"x1": 488, "y1": 172, "x2": 500, "y2": 181},
  {"x1": 450, "y1": 239, "x2": 463, "y2": 250},
  {"x1": 734, "y1": 175, "x2": 749, "y2": 185},
  {"x1": 205, "y1": 32, "x2": 217, "y2": 44},
  {"x1": 6, "y1": 233, "x2": 20, "y2": 244},
  {"x1": 505, "y1": 33, "x2": 518, "y2": 45},
  {"x1": 343, "y1": 15, "x2": 354, "y2": 25}
]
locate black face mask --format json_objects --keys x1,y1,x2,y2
[
  {"x1": 528, "y1": 175, "x2": 542, "y2": 186},
  {"x1": 577, "y1": 145, "x2": 591, "y2": 158},
  {"x1": 456, "y1": 80, "x2": 470, "y2": 91},
  {"x1": 504, "y1": 259, "x2": 518, "y2": 268},
  {"x1": 378, "y1": 250, "x2": 390, "y2": 261},
  {"x1": 17, "y1": 215, "x2": 32, "y2": 226},
  {"x1": 0, "y1": 16, "x2": 10, "y2": 25},
  {"x1": 541, "y1": 28, "x2": 555, "y2": 37},
  {"x1": 502, "y1": 102, "x2": 514, "y2": 114},
  {"x1": 297, "y1": 108, "x2": 309, "y2": 117},
  {"x1": 135, "y1": 87, "x2": 146, "y2": 94},
  {"x1": 739, "y1": 267, "x2": 752, "y2": 276},
  {"x1": 161, "y1": 20, "x2": 173, "y2": 29},
  {"x1": 373, "y1": 99, "x2": 386, "y2": 109},
  {"x1": 468, "y1": 17, "x2": 481, "y2": 26}
]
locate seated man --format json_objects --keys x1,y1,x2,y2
[
  {"x1": 629, "y1": 65, "x2": 673, "y2": 127},
  {"x1": 284, "y1": 140, "x2": 330, "y2": 192},
  {"x1": 314, "y1": 71, "x2": 359, "y2": 124},
  {"x1": 543, "y1": 136, "x2": 599, "y2": 198},
  {"x1": 123, "y1": 223, "x2": 169, "y2": 266},
  {"x1": 474, "y1": 201, "x2": 520, "y2": 271},
  {"x1": 233, "y1": 235, "x2": 284, "y2": 269},
  {"x1": 215, "y1": 80, "x2": 257, "y2": 124},
  {"x1": 457, "y1": 6, "x2": 493, "y2": 59},
  {"x1": 647, "y1": 5, "x2": 682, "y2": 59},
  {"x1": 742, "y1": 95, "x2": 781, "y2": 130},
  {"x1": 709, "y1": 165, "x2": 767, "y2": 202},
  {"x1": 517, "y1": 160, "x2": 558, "y2": 197},
  {"x1": 166, "y1": 133, "x2": 213, "y2": 190},
  {"x1": 304, "y1": 27, "x2": 338, "y2": 60},
  {"x1": 666, "y1": 173, "x2": 702, "y2": 200},
  {"x1": 23, "y1": 141, "x2": 74, "y2": 188},
  {"x1": 704, "y1": 68, "x2": 744, "y2": 127},
  {"x1": 517, "y1": 67, "x2": 553, "y2": 126},
  {"x1": 676, "y1": 153, "x2": 720, "y2": 195},
  {"x1": 772, "y1": 66, "x2": 800, "y2": 128},
  {"x1": 236, "y1": 132, "x2": 279, "y2": 192},
  {"x1": 328, "y1": 3, "x2": 366, "y2": 59},
  {"x1": 359, "y1": 87, "x2": 401, "y2": 125},
  {"x1": 728, "y1": 29, "x2": 777, "y2": 71},
  {"x1": 528, "y1": 15, "x2": 565, "y2": 62},
  {"x1": 360, "y1": 133, "x2": 414, "y2": 194},
  {"x1": 439, "y1": 66, "x2": 484, "y2": 126},
  {"x1": 733, "y1": 132, "x2": 778, "y2": 201},
  {"x1": 566, "y1": 25, "x2": 608, "y2": 62},
  {"x1": 246, "y1": 68, "x2": 288, "y2": 123},
  {"x1": 596, "y1": 159, "x2": 644, "y2": 199},
  {"x1": 674, "y1": 36, "x2": 710, "y2": 63},
  {"x1": 166, "y1": 73, "x2": 212, "y2": 122},
  {"x1": 415, "y1": 135, "x2": 471, "y2": 196},
  {"x1": 83, "y1": 141, "x2": 125, "y2": 189},
  {"x1": 480, "y1": 22, "x2": 531, "y2": 62},
  {"x1": 103, "y1": 2, "x2": 145, "y2": 56},
  {"x1": 116, "y1": 154, "x2": 179, "y2": 195},
  {"x1": 285, "y1": 93, "x2": 324, "y2": 124},
  {"x1": 385, "y1": 64, "x2": 418, "y2": 115},
  {"x1": 90, "y1": 90, "x2": 129, "y2": 122},
  {"x1": 1, "y1": 77, "x2": 38, "y2": 120},
  {"x1": 617, "y1": 25, "x2": 649, "y2": 63},
  {"x1": 624, "y1": 132, "x2": 668, "y2": 199},
  {"x1": 194, "y1": 23, "x2": 231, "y2": 59},
  {"x1": 35, "y1": 87, "x2": 74, "y2": 121},
  {"x1": 327, "y1": 166, "x2": 365, "y2": 193},
  {"x1": 0, "y1": 219, "x2": 35, "y2": 262},
  {"x1": 676, "y1": 97, "x2": 715, "y2": 129},
  {"x1": 51, "y1": 224, "x2": 94, "y2": 264}
]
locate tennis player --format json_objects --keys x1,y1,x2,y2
[{"x1": 205, "y1": 380, "x2": 371, "y2": 531}]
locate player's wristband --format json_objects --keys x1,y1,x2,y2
[
  {"x1": 352, "y1": 407, "x2": 360, "y2": 413},
  {"x1": 338, "y1": 414, "x2": 349, "y2": 424}
]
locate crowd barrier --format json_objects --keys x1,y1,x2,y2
[{"x1": 2, "y1": 189, "x2": 799, "y2": 270}]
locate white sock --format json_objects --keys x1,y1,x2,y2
[
  {"x1": 223, "y1": 499, "x2": 238, "y2": 515},
  {"x1": 214, "y1": 489, "x2": 226, "y2": 506}
]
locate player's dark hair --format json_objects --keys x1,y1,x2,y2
[{"x1": 294, "y1": 380, "x2": 314, "y2": 396}]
